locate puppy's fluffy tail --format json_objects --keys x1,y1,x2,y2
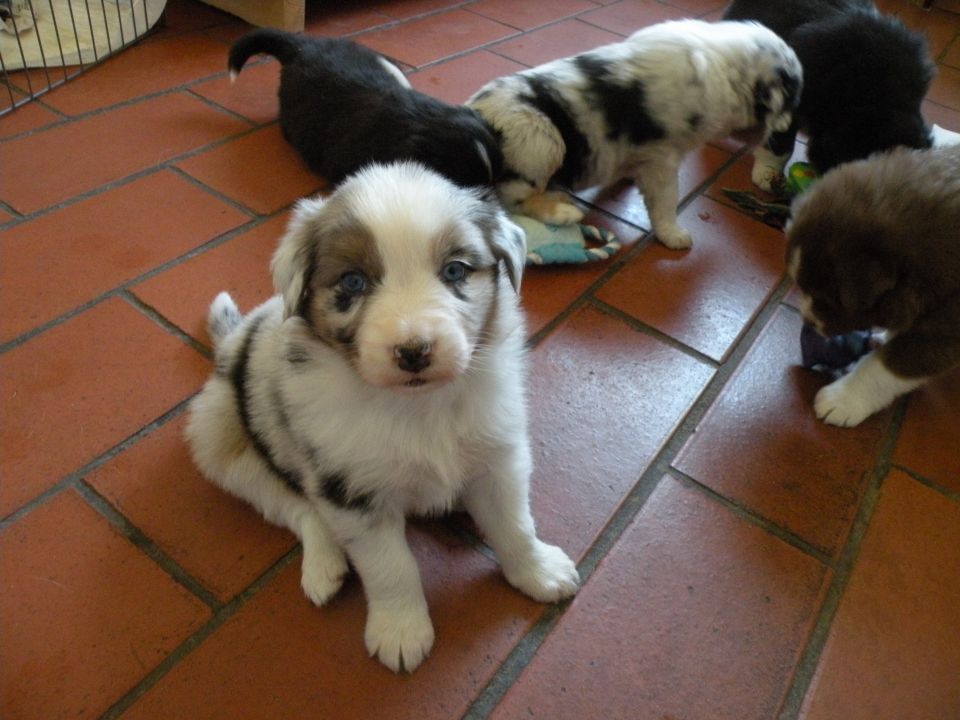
[
  {"x1": 208, "y1": 292, "x2": 243, "y2": 346},
  {"x1": 228, "y1": 28, "x2": 301, "y2": 81}
]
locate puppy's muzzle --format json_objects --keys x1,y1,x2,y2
[{"x1": 394, "y1": 339, "x2": 432, "y2": 374}]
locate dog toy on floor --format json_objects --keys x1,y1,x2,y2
[
  {"x1": 722, "y1": 162, "x2": 819, "y2": 229},
  {"x1": 511, "y1": 214, "x2": 621, "y2": 265},
  {"x1": 800, "y1": 323, "x2": 875, "y2": 372}
]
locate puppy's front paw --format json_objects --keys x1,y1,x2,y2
[
  {"x1": 520, "y1": 192, "x2": 584, "y2": 225},
  {"x1": 505, "y1": 541, "x2": 579, "y2": 603},
  {"x1": 814, "y1": 376, "x2": 874, "y2": 427},
  {"x1": 300, "y1": 546, "x2": 348, "y2": 606},
  {"x1": 365, "y1": 605, "x2": 435, "y2": 673},
  {"x1": 750, "y1": 162, "x2": 780, "y2": 193},
  {"x1": 654, "y1": 226, "x2": 693, "y2": 250}
]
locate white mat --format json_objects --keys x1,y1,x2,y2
[{"x1": 1, "y1": 0, "x2": 167, "y2": 71}]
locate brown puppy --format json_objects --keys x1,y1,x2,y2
[{"x1": 786, "y1": 144, "x2": 960, "y2": 427}]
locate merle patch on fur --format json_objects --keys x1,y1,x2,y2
[
  {"x1": 574, "y1": 54, "x2": 665, "y2": 144},
  {"x1": 322, "y1": 472, "x2": 373, "y2": 512},
  {"x1": 520, "y1": 76, "x2": 591, "y2": 187},
  {"x1": 229, "y1": 315, "x2": 305, "y2": 495}
]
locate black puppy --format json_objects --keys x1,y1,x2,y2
[
  {"x1": 228, "y1": 29, "x2": 502, "y2": 188},
  {"x1": 724, "y1": 0, "x2": 935, "y2": 189}
]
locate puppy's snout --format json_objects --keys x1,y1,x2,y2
[{"x1": 394, "y1": 340, "x2": 432, "y2": 374}]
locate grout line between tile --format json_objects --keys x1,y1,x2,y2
[
  {"x1": 589, "y1": 298, "x2": 722, "y2": 368},
  {"x1": 0, "y1": 398, "x2": 193, "y2": 529},
  {"x1": 73, "y1": 479, "x2": 223, "y2": 611},
  {"x1": 668, "y1": 467, "x2": 835, "y2": 567},
  {"x1": 121, "y1": 290, "x2": 213, "y2": 359},
  {"x1": 775, "y1": 402, "x2": 908, "y2": 720},
  {"x1": 890, "y1": 464, "x2": 960, "y2": 505},
  {"x1": 98, "y1": 545, "x2": 302, "y2": 720},
  {"x1": 465, "y1": 273, "x2": 798, "y2": 718}
]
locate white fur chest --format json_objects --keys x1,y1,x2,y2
[{"x1": 280, "y1": 339, "x2": 526, "y2": 516}]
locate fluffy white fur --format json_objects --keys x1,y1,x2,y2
[
  {"x1": 467, "y1": 19, "x2": 802, "y2": 249},
  {"x1": 186, "y1": 162, "x2": 578, "y2": 673}
]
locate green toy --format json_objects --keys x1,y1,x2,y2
[
  {"x1": 511, "y1": 214, "x2": 621, "y2": 265},
  {"x1": 722, "y1": 161, "x2": 820, "y2": 228}
]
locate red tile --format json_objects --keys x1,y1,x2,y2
[
  {"x1": 176, "y1": 125, "x2": 323, "y2": 214},
  {"x1": 86, "y1": 414, "x2": 297, "y2": 602},
  {"x1": 924, "y1": 98, "x2": 960, "y2": 132},
  {"x1": 191, "y1": 59, "x2": 280, "y2": 125},
  {"x1": 492, "y1": 475, "x2": 829, "y2": 720},
  {"x1": 0, "y1": 94, "x2": 63, "y2": 139},
  {"x1": 0, "y1": 489, "x2": 210, "y2": 720},
  {"x1": 0, "y1": 92, "x2": 250, "y2": 214},
  {"x1": 304, "y1": 3, "x2": 392, "y2": 35},
  {"x1": 491, "y1": 18, "x2": 622, "y2": 66},
  {"x1": 0, "y1": 298, "x2": 209, "y2": 515},
  {"x1": 888, "y1": 5, "x2": 960, "y2": 58},
  {"x1": 38, "y1": 34, "x2": 232, "y2": 116},
  {"x1": 371, "y1": 0, "x2": 469, "y2": 20},
  {"x1": 800, "y1": 470, "x2": 960, "y2": 720},
  {"x1": 357, "y1": 9, "x2": 517, "y2": 68},
  {"x1": 944, "y1": 38, "x2": 960, "y2": 69},
  {"x1": 596, "y1": 196, "x2": 786, "y2": 362},
  {"x1": 131, "y1": 213, "x2": 290, "y2": 344},
  {"x1": 408, "y1": 50, "x2": 527, "y2": 104},
  {"x1": 661, "y1": 0, "x2": 727, "y2": 14},
  {"x1": 674, "y1": 308, "x2": 890, "y2": 555},
  {"x1": 577, "y1": 143, "x2": 732, "y2": 231},
  {"x1": 928, "y1": 64, "x2": 960, "y2": 111},
  {"x1": 527, "y1": 306, "x2": 714, "y2": 559},
  {"x1": 122, "y1": 524, "x2": 544, "y2": 719},
  {"x1": 156, "y1": 0, "x2": 239, "y2": 34},
  {"x1": 579, "y1": 0, "x2": 688, "y2": 35},
  {"x1": 893, "y1": 370, "x2": 960, "y2": 495},
  {"x1": 0, "y1": 170, "x2": 250, "y2": 344},
  {"x1": 468, "y1": 0, "x2": 600, "y2": 31}
]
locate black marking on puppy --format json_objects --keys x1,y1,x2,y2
[
  {"x1": 285, "y1": 344, "x2": 311, "y2": 365},
  {"x1": 230, "y1": 315, "x2": 305, "y2": 495},
  {"x1": 520, "y1": 75, "x2": 591, "y2": 187},
  {"x1": 322, "y1": 472, "x2": 373, "y2": 512},
  {"x1": 574, "y1": 54, "x2": 665, "y2": 145},
  {"x1": 295, "y1": 244, "x2": 318, "y2": 328}
]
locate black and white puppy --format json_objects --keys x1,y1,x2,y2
[
  {"x1": 787, "y1": 145, "x2": 960, "y2": 427},
  {"x1": 724, "y1": 0, "x2": 935, "y2": 189},
  {"x1": 186, "y1": 162, "x2": 578, "y2": 673},
  {"x1": 467, "y1": 19, "x2": 802, "y2": 249},
  {"x1": 228, "y1": 29, "x2": 502, "y2": 188}
]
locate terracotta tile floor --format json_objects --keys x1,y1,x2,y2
[{"x1": 2, "y1": 1, "x2": 958, "y2": 718}]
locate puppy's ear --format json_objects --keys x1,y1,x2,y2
[
  {"x1": 271, "y1": 196, "x2": 326, "y2": 319},
  {"x1": 484, "y1": 212, "x2": 526, "y2": 294},
  {"x1": 838, "y1": 253, "x2": 899, "y2": 316}
]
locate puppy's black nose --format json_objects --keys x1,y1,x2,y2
[{"x1": 394, "y1": 340, "x2": 432, "y2": 374}]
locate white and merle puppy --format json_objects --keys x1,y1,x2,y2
[
  {"x1": 186, "y1": 162, "x2": 578, "y2": 673},
  {"x1": 724, "y1": 0, "x2": 935, "y2": 190},
  {"x1": 466, "y1": 19, "x2": 802, "y2": 250},
  {"x1": 787, "y1": 144, "x2": 960, "y2": 427},
  {"x1": 228, "y1": 29, "x2": 501, "y2": 188}
]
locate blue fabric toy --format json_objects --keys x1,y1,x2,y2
[{"x1": 511, "y1": 214, "x2": 621, "y2": 266}]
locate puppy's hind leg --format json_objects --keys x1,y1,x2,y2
[{"x1": 634, "y1": 152, "x2": 691, "y2": 250}]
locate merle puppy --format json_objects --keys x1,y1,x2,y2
[
  {"x1": 228, "y1": 29, "x2": 502, "y2": 188},
  {"x1": 724, "y1": 0, "x2": 935, "y2": 190}
]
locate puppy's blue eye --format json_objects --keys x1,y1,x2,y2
[
  {"x1": 339, "y1": 271, "x2": 367, "y2": 295},
  {"x1": 441, "y1": 261, "x2": 470, "y2": 283}
]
